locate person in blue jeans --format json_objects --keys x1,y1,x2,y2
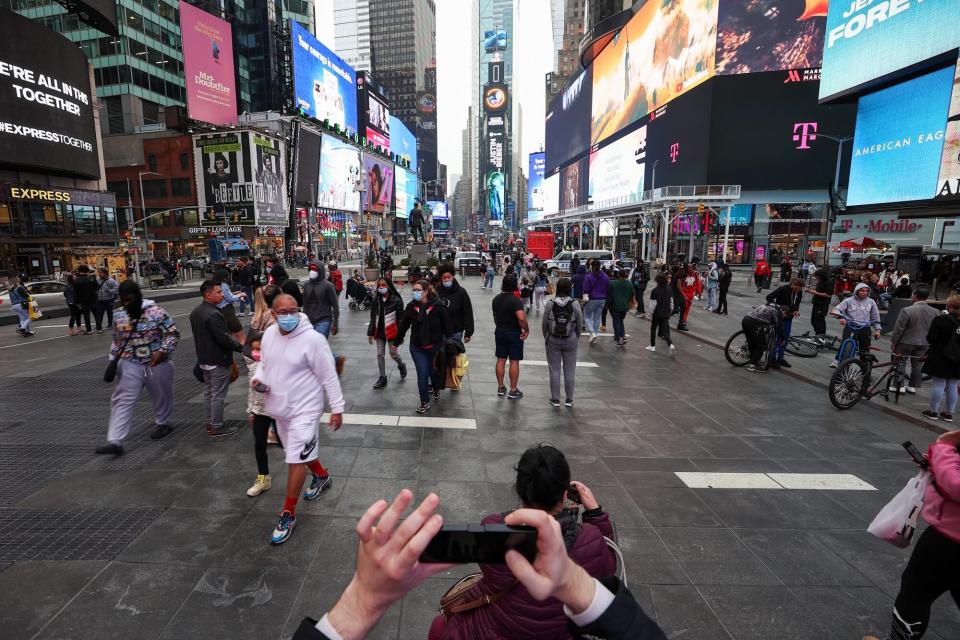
[
  {"x1": 393, "y1": 281, "x2": 451, "y2": 413},
  {"x1": 482, "y1": 259, "x2": 496, "y2": 289},
  {"x1": 764, "y1": 278, "x2": 803, "y2": 369},
  {"x1": 302, "y1": 263, "x2": 345, "y2": 375},
  {"x1": 581, "y1": 261, "x2": 610, "y2": 344}
]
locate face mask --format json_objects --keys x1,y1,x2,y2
[
  {"x1": 378, "y1": 287, "x2": 388, "y2": 295},
  {"x1": 442, "y1": 280, "x2": 453, "y2": 288},
  {"x1": 251, "y1": 349, "x2": 261, "y2": 362},
  {"x1": 308, "y1": 271, "x2": 319, "y2": 280},
  {"x1": 412, "y1": 290, "x2": 423, "y2": 301},
  {"x1": 266, "y1": 267, "x2": 272, "y2": 273},
  {"x1": 277, "y1": 314, "x2": 300, "y2": 332}
]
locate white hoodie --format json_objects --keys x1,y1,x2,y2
[{"x1": 257, "y1": 312, "x2": 345, "y2": 419}]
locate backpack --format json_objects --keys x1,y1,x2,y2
[{"x1": 550, "y1": 301, "x2": 574, "y2": 338}]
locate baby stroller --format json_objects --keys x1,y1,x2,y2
[{"x1": 347, "y1": 278, "x2": 373, "y2": 310}]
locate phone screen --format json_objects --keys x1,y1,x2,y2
[{"x1": 419, "y1": 524, "x2": 537, "y2": 564}]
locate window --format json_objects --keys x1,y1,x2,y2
[
  {"x1": 141, "y1": 179, "x2": 167, "y2": 198},
  {"x1": 171, "y1": 178, "x2": 191, "y2": 197},
  {"x1": 180, "y1": 152, "x2": 189, "y2": 170}
]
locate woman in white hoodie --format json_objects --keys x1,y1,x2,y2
[{"x1": 541, "y1": 277, "x2": 584, "y2": 408}]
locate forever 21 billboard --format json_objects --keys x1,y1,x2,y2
[{"x1": 0, "y1": 10, "x2": 101, "y2": 179}]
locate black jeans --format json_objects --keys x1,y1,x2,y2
[
  {"x1": 633, "y1": 284, "x2": 646, "y2": 313},
  {"x1": 890, "y1": 526, "x2": 960, "y2": 638},
  {"x1": 650, "y1": 316, "x2": 672, "y2": 347},
  {"x1": 811, "y1": 305, "x2": 828, "y2": 335},
  {"x1": 78, "y1": 303, "x2": 93, "y2": 332},
  {"x1": 742, "y1": 316, "x2": 769, "y2": 365},
  {"x1": 252, "y1": 414, "x2": 279, "y2": 475},
  {"x1": 94, "y1": 300, "x2": 114, "y2": 330},
  {"x1": 842, "y1": 324, "x2": 873, "y2": 355},
  {"x1": 67, "y1": 303, "x2": 82, "y2": 328},
  {"x1": 718, "y1": 287, "x2": 729, "y2": 314}
]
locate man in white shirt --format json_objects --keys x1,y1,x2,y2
[{"x1": 252, "y1": 294, "x2": 345, "y2": 545}]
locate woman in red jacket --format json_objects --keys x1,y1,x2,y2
[
  {"x1": 754, "y1": 258, "x2": 771, "y2": 292},
  {"x1": 429, "y1": 445, "x2": 617, "y2": 640},
  {"x1": 677, "y1": 263, "x2": 703, "y2": 332}
]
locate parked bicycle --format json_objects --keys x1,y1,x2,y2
[
  {"x1": 785, "y1": 332, "x2": 842, "y2": 358},
  {"x1": 829, "y1": 342, "x2": 910, "y2": 409}
]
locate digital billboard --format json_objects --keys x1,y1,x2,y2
[
  {"x1": 318, "y1": 134, "x2": 361, "y2": 213},
  {"x1": 251, "y1": 133, "x2": 288, "y2": 227},
  {"x1": 0, "y1": 9, "x2": 100, "y2": 178},
  {"x1": 545, "y1": 66, "x2": 592, "y2": 174},
  {"x1": 543, "y1": 171, "x2": 560, "y2": 214},
  {"x1": 716, "y1": 0, "x2": 827, "y2": 75},
  {"x1": 294, "y1": 127, "x2": 321, "y2": 204},
  {"x1": 486, "y1": 112, "x2": 507, "y2": 225},
  {"x1": 820, "y1": 0, "x2": 960, "y2": 102},
  {"x1": 363, "y1": 154, "x2": 395, "y2": 213},
  {"x1": 936, "y1": 64, "x2": 960, "y2": 200},
  {"x1": 528, "y1": 152, "x2": 545, "y2": 211},
  {"x1": 427, "y1": 200, "x2": 448, "y2": 220},
  {"x1": 394, "y1": 168, "x2": 415, "y2": 218},
  {"x1": 180, "y1": 1, "x2": 237, "y2": 125},
  {"x1": 194, "y1": 132, "x2": 256, "y2": 225},
  {"x1": 847, "y1": 66, "x2": 954, "y2": 206},
  {"x1": 292, "y1": 21, "x2": 358, "y2": 134},
  {"x1": 561, "y1": 157, "x2": 589, "y2": 210},
  {"x1": 589, "y1": 125, "x2": 647, "y2": 203},
  {"x1": 487, "y1": 171, "x2": 505, "y2": 225},
  {"x1": 483, "y1": 85, "x2": 509, "y2": 112},
  {"x1": 484, "y1": 29, "x2": 507, "y2": 53},
  {"x1": 591, "y1": 0, "x2": 718, "y2": 145},
  {"x1": 707, "y1": 69, "x2": 857, "y2": 190},
  {"x1": 646, "y1": 80, "x2": 712, "y2": 188},
  {"x1": 389, "y1": 115, "x2": 417, "y2": 170},
  {"x1": 360, "y1": 73, "x2": 390, "y2": 149}
]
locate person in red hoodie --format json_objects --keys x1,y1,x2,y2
[
  {"x1": 429, "y1": 445, "x2": 616, "y2": 640},
  {"x1": 753, "y1": 257, "x2": 771, "y2": 292},
  {"x1": 865, "y1": 430, "x2": 960, "y2": 640},
  {"x1": 676, "y1": 263, "x2": 702, "y2": 332}
]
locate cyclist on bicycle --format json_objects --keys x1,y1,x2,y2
[
  {"x1": 741, "y1": 303, "x2": 791, "y2": 373},
  {"x1": 829, "y1": 282, "x2": 881, "y2": 368}
]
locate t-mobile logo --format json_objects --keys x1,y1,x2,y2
[
  {"x1": 670, "y1": 142, "x2": 680, "y2": 163},
  {"x1": 793, "y1": 122, "x2": 818, "y2": 150}
]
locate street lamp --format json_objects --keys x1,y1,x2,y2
[
  {"x1": 138, "y1": 170, "x2": 161, "y2": 259},
  {"x1": 817, "y1": 133, "x2": 853, "y2": 263}
]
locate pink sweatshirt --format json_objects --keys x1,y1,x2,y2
[{"x1": 923, "y1": 441, "x2": 960, "y2": 543}]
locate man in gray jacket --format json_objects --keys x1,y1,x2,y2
[
  {"x1": 889, "y1": 286, "x2": 940, "y2": 394},
  {"x1": 302, "y1": 263, "x2": 339, "y2": 337}
]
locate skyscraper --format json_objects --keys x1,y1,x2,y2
[
  {"x1": 368, "y1": 0, "x2": 435, "y2": 125},
  {"x1": 332, "y1": 0, "x2": 372, "y2": 73},
  {"x1": 545, "y1": 0, "x2": 585, "y2": 107}
]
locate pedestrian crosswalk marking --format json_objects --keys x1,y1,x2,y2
[
  {"x1": 675, "y1": 472, "x2": 876, "y2": 490},
  {"x1": 522, "y1": 360, "x2": 600, "y2": 368},
  {"x1": 320, "y1": 413, "x2": 477, "y2": 430}
]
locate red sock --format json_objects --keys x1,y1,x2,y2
[
  {"x1": 306, "y1": 460, "x2": 329, "y2": 477},
  {"x1": 282, "y1": 496, "x2": 297, "y2": 515}
]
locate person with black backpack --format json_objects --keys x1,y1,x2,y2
[{"x1": 542, "y1": 277, "x2": 583, "y2": 408}]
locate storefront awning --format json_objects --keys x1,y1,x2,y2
[{"x1": 839, "y1": 236, "x2": 879, "y2": 249}]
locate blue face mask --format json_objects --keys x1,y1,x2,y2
[
  {"x1": 442, "y1": 280, "x2": 453, "y2": 288},
  {"x1": 378, "y1": 287, "x2": 388, "y2": 295},
  {"x1": 277, "y1": 314, "x2": 300, "y2": 332},
  {"x1": 412, "y1": 290, "x2": 423, "y2": 301}
]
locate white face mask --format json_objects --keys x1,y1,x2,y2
[{"x1": 308, "y1": 271, "x2": 319, "y2": 280}]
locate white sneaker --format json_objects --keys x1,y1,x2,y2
[
  {"x1": 645, "y1": 346, "x2": 656, "y2": 352},
  {"x1": 589, "y1": 334, "x2": 597, "y2": 344},
  {"x1": 246, "y1": 474, "x2": 272, "y2": 497},
  {"x1": 889, "y1": 386, "x2": 906, "y2": 393},
  {"x1": 829, "y1": 361, "x2": 839, "y2": 368},
  {"x1": 669, "y1": 344, "x2": 676, "y2": 357},
  {"x1": 907, "y1": 386, "x2": 917, "y2": 394}
]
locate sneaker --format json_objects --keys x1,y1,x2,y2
[
  {"x1": 921, "y1": 410, "x2": 939, "y2": 420},
  {"x1": 432, "y1": 389, "x2": 440, "y2": 401},
  {"x1": 270, "y1": 510, "x2": 296, "y2": 545},
  {"x1": 304, "y1": 474, "x2": 332, "y2": 500},
  {"x1": 829, "y1": 361, "x2": 839, "y2": 368},
  {"x1": 564, "y1": 398, "x2": 574, "y2": 407},
  {"x1": 676, "y1": 323, "x2": 688, "y2": 332},
  {"x1": 778, "y1": 360, "x2": 792, "y2": 369},
  {"x1": 417, "y1": 401, "x2": 431, "y2": 413},
  {"x1": 398, "y1": 362, "x2": 408, "y2": 379},
  {"x1": 335, "y1": 356, "x2": 346, "y2": 377},
  {"x1": 548, "y1": 398, "x2": 561, "y2": 407},
  {"x1": 669, "y1": 344, "x2": 676, "y2": 357},
  {"x1": 941, "y1": 413, "x2": 954, "y2": 423},
  {"x1": 589, "y1": 334, "x2": 598, "y2": 344},
  {"x1": 208, "y1": 424, "x2": 240, "y2": 438},
  {"x1": 95, "y1": 443, "x2": 124, "y2": 456},
  {"x1": 888, "y1": 385, "x2": 906, "y2": 394},
  {"x1": 149, "y1": 424, "x2": 173, "y2": 440},
  {"x1": 373, "y1": 376, "x2": 388, "y2": 389},
  {"x1": 746, "y1": 364, "x2": 766, "y2": 373},
  {"x1": 507, "y1": 389, "x2": 523, "y2": 400},
  {"x1": 497, "y1": 386, "x2": 507, "y2": 396},
  {"x1": 247, "y1": 474, "x2": 272, "y2": 497},
  {"x1": 266, "y1": 430, "x2": 280, "y2": 445},
  {"x1": 645, "y1": 345, "x2": 656, "y2": 352},
  {"x1": 907, "y1": 386, "x2": 917, "y2": 394},
  {"x1": 97, "y1": 329, "x2": 103, "y2": 334}
]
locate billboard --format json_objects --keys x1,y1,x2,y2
[
  {"x1": 251, "y1": 133, "x2": 288, "y2": 227},
  {"x1": 359, "y1": 73, "x2": 390, "y2": 149},
  {"x1": 363, "y1": 154, "x2": 394, "y2": 213},
  {"x1": 545, "y1": 66, "x2": 592, "y2": 173},
  {"x1": 179, "y1": 1, "x2": 237, "y2": 125},
  {"x1": 560, "y1": 157, "x2": 588, "y2": 210},
  {"x1": 427, "y1": 200, "x2": 448, "y2": 219},
  {"x1": 589, "y1": 125, "x2": 647, "y2": 203},
  {"x1": 528, "y1": 152, "x2": 545, "y2": 211},
  {"x1": 543, "y1": 171, "x2": 560, "y2": 214},
  {"x1": 487, "y1": 170, "x2": 506, "y2": 225},
  {"x1": 0, "y1": 9, "x2": 100, "y2": 178},
  {"x1": 194, "y1": 132, "x2": 256, "y2": 225},
  {"x1": 646, "y1": 80, "x2": 712, "y2": 188},
  {"x1": 486, "y1": 113, "x2": 507, "y2": 224},
  {"x1": 292, "y1": 21, "x2": 358, "y2": 134},
  {"x1": 707, "y1": 70, "x2": 857, "y2": 190},
  {"x1": 847, "y1": 66, "x2": 954, "y2": 206},
  {"x1": 394, "y1": 168, "x2": 415, "y2": 218},
  {"x1": 936, "y1": 64, "x2": 960, "y2": 200},
  {"x1": 820, "y1": 0, "x2": 960, "y2": 102},
  {"x1": 294, "y1": 127, "x2": 321, "y2": 204},
  {"x1": 716, "y1": 0, "x2": 827, "y2": 75},
  {"x1": 389, "y1": 115, "x2": 417, "y2": 170},
  {"x1": 591, "y1": 0, "x2": 718, "y2": 145},
  {"x1": 484, "y1": 29, "x2": 507, "y2": 53},
  {"x1": 318, "y1": 134, "x2": 361, "y2": 213},
  {"x1": 483, "y1": 85, "x2": 509, "y2": 112}
]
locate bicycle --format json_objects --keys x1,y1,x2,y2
[
  {"x1": 785, "y1": 331, "x2": 841, "y2": 358},
  {"x1": 828, "y1": 345, "x2": 910, "y2": 409},
  {"x1": 725, "y1": 324, "x2": 776, "y2": 370}
]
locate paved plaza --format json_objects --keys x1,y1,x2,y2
[{"x1": 2, "y1": 271, "x2": 959, "y2": 639}]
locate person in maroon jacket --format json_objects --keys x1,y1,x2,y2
[{"x1": 428, "y1": 445, "x2": 617, "y2": 640}]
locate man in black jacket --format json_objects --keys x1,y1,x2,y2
[
  {"x1": 235, "y1": 257, "x2": 256, "y2": 316},
  {"x1": 437, "y1": 263, "x2": 474, "y2": 344},
  {"x1": 190, "y1": 280, "x2": 243, "y2": 437},
  {"x1": 764, "y1": 277, "x2": 804, "y2": 369},
  {"x1": 73, "y1": 265, "x2": 99, "y2": 334}
]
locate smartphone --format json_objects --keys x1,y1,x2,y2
[
  {"x1": 567, "y1": 484, "x2": 582, "y2": 504},
  {"x1": 902, "y1": 441, "x2": 929, "y2": 469},
  {"x1": 419, "y1": 524, "x2": 538, "y2": 564}
]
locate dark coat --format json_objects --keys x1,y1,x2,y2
[
  {"x1": 393, "y1": 294, "x2": 451, "y2": 348},
  {"x1": 267, "y1": 264, "x2": 289, "y2": 287},
  {"x1": 924, "y1": 314, "x2": 960, "y2": 379},
  {"x1": 189, "y1": 301, "x2": 242, "y2": 366},
  {"x1": 765, "y1": 284, "x2": 802, "y2": 313},
  {"x1": 437, "y1": 280, "x2": 475, "y2": 337},
  {"x1": 280, "y1": 279, "x2": 303, "y2": 307},
  {"x1": 718, "y1": 269, "x2": 733, "y2": 291},
  {"x1": 73, "y1": 275, "x2": 99, "y2": 306},
  {"x1": 367, "y1": 289, "x2": 405, "y2": 339}
]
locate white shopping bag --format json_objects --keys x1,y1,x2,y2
[{"x1": 867, "y1": 470, "x2": 930, "y2": 548}]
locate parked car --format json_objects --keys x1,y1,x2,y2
[
  {"x1": 0, "y1": 280, "x2": 69, "y2": 318},
  {"x1": 543, "y1": 250, "x2": 617, "y2": 276},
  {"x1": 183, "y1": 255, "x2": 209, "y2": 270},
  {"x1": 454, "y1": 251, "x2": 483, "y2": 275}
]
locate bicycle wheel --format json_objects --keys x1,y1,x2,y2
[
  {"x1": 829, "y1": 358, "x2": 867, "y2": 409},
  {"x1": 786, "y1": 336, "x2": 819, "y2": 358},
  {"x1": 724, "y1": 330, "x2": 752, "y2": 367}
]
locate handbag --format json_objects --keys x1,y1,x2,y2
[
  {"x1": 28, "y1": 300, "x2": 42, "y2": 320},
  {"x1": 867, "y1": 470, "x2": 929, "y2": 548},
  {"x1": 383, "y1": 309, "x2": 398, "y2": 341},
  {"x1": 438, "y1": 572, "x2": 515, "y2": 619},
  {"x1": 104, "y1": 330, "x2": 137, "y2": 383}
]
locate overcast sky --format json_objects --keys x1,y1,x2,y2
[{"x1": 315, "y1": 1, "x2": 554, "y2": 185}]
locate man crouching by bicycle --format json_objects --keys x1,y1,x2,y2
[
  {"x1": 829, "y1": 282, "x2": 881, "y2": 368},
  {"x1": 742, "y1": 303, "x2": 791, "y2": 373}
]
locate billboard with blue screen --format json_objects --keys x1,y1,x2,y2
[
  {"x1": 394, "y1": 168, "x2": 415, "y2": 219},
  {"x1": 847, "y1": 66, "x2": 954, "y2": 206},
  {"x1": 292, "y1": 22, "x2": 358, "y2": 135},
  {"x1": 427, "y1": 200, "x2": 448, "y2": 220},
  {"x1": 389, "y1": 115, "x2": 417, "y2": 171},
  {"x1": 528, "y1": 152, "x2": 545, "y2": 212},
  {"x1": 820, "y1": 1, "x2": 960, "y2": 102}
]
